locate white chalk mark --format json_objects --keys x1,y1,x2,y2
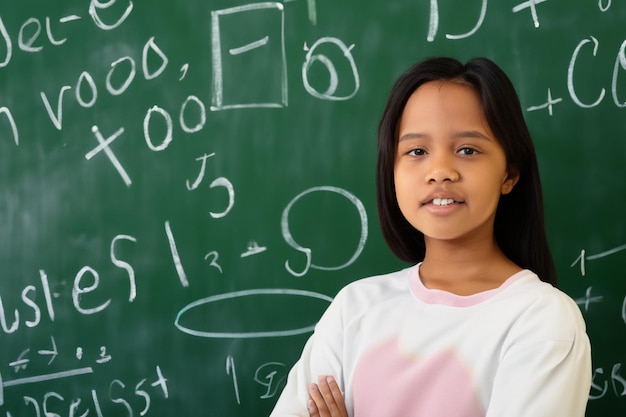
[
  {"x1": 527, "y1": 88, "x2": 563, "y2": 116},
  {"x1": 574, "y1": 249, "x2": 586, "y2": 276},
  {"x1": 9, "y1": 349, "x2": 29, "y2": 372},
  {"x1": 301, "y1": 38, "x2": 360, "y2": 101},
  {"x1": 111, "y1": 235, "x2": 138, "y2": 303},
  {"x1": 179, "y1": 95, "x2": 206, "y2": 133},
  {"x1": 571, "y1": 244, "x2": 626, "y2": 277},
  {"x1": 211, "y1": 2, "x2": 287, "y2": 110},
  {"x1": 575, "y1": 287, "x2": 603, "y2": 311},
  {"x1": 4, "y1": 367, "x2": 93, "y2": 387},
  {"x1": 179, "y1": 63, "x2": 189, "y2": 80},
  {"x1": 209, "y1": 177, "x2": 235, "y2": 219},
  {"x1": 226, "y1": 356, "x2": 241, "y2": 404},
  {"x1": 40, "y1": 86, "x2": 71, "y2": 131},
  {"x1": 427, "y1": 0, "x2": 439, "y2": 42},
  {"x1": 0, "y1": 17, "x2": 11, "y2": 68},
  {"x1": 282, "y1": 0, "x2": 317, "y2": 25},
  {"x1": 106, "y1": 56, "x2": 136, "y2": 96},
  {"x1": 165, "y1": 221, "x2": 189, "y2": 287},
  {"x1": 89, "y1": 0, "x2": 133, "y2": 30},
  {"x1": 143, "y1": 106, "x2": 173, "y2": 151},
  {"x1": 60, "y1": 15, "x2": 82, "y2": 23},
  {"x1": 255, "y1": 362, "x2": 287, "y2": 399},
  {"x1": 598, "y1": 0, "x2": 611, "y2": 12},
  {"x1": 241, "y1": 241, "x2": 267, "y2": 258},
  {"x1": 204, "y1": 251, "x2": 223, "y2": 274},
  {"x1": 45, "y1": 17, "x2": 67, "y2": 46},
  {"x1": 0, "y1": 107, "x2": 19, "y2": 145},
  {"x1": 446, "y1": 0, "x2": 487, "y2": 40},
  {"x1": 142, "y1": 37, "x2": 168, "y2": 80},
  {"x1": 587, "y1": 244, "x2": 626, "y2": 260},
  {"x1": 175, "y1": 289, "x2": 333, "y2": 338},
  {"x1": 229, "y1": 36, "x2": 269, "y2": 55},
  {"x1": 96, "y1": 346, "x2": 111, "y2": 364},
  {"x1": 40, "y1": 270, "x2": 55, "y2": 322},
  {"x1": 281, "y1": 186, "x2": 368, "y2": 277},
  {"x1": 512, "y1": 0, "x2": 549, "y2": 28},
  {"x1": 37, "y1": 335, "x2": 58, "y2": 365},
  {"x1": 568, "y1": 36, "x2": 606, "y2": 108},
  {"x1": 612, "y1": 40, "x2": 626, "y2": 107},
  {"x1": 85, "y1": 125, "x2": 132, "y2": 187},
  {"x1": 0, "y1": 367, "x2": 93, "y2": 406},
  {"x1": 186, "y1": 153, "x2": 216, "y2": 190}
]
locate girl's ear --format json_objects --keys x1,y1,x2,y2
[{"x1": 501, "y1": 169, "x2": 519, "y2": 195}]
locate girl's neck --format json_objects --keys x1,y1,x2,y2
[{"x1": 419, "y1": 237, "x2": 522, "y2": 296}]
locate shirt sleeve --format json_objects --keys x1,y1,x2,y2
[
  {"x1": 485, "y1": 294, "x2": 592, "y2": 417},
  {"x1": 269, "y1": 289, "x2": 349, "y2": 417}
]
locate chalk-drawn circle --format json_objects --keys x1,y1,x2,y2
[
  {"x1": 281, "y1": 186, "x2": 368, "y2": 277},
  {"x1": 174, "y1": 288, "x2": 333, "y2": 339},
  {"x1": 302, "y1": 37, "x2": 360, "y2": 101}
]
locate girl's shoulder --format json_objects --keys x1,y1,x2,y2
[
  {"x1": 498, "y1": 271, "x2": 588, "y2": 341},
  {"x1": 333, "y1": 264, "x2": 416, "y2": 306}
]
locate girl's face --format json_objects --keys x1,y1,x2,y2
[{"x1": 394, "y1": 81, "x2": 518, "y2": 245}]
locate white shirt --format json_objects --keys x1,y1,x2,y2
[{"x1": 270, "y1": 264, "x2": 591, "y2": 417}]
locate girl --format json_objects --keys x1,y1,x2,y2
[{"x1": 269, "y1": 57, "x2": 591, "y2": 417}]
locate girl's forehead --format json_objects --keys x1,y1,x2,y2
[{"x1": 399, "y1": 81, "x2": 489, "y2": 130}]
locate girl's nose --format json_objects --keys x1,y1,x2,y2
[{"x1": 425, "y1": 155, "x2": 460, "y2": 183}]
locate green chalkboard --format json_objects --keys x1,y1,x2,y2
[{"x1": 0, "y1": 0, "x2": 624, "y2": 416}]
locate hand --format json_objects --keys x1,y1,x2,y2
[{"x1": 308, "y1": 375, "x2": 348, "y2": 417}]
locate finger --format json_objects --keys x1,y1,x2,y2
[
  {"x1": 309, "y1": 383, "x2": 330, "y2": 416},
  {"x1": 307, "y1": 396, "x2": 320, "y2": 417},
  {"x1": 324, "y1": 376, "x2": 348, "y2": 417},
  {"x1": 317, "y1": 376, "x2": 347, "y2": 417}
]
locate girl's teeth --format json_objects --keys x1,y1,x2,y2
[{"x1": 433, "y1": 198, "x2": 455, "y2": 206}]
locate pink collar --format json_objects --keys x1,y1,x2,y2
[{"x1": 409, "y1": 264, "x2": 532, "y2": 307}]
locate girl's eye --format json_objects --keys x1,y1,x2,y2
[
  {"x1": 458, "y1": 147, "x2": 477, "y2": 156},
  {"x1": 408, "y1": 148, "x2": 426, "y2": 156}
]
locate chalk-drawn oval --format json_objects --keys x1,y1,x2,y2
[{"x1": 174, "y1": 288, "x2": 333, "y2": 339}]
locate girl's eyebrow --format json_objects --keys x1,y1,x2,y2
[
  {"x1": 398, "y1": 132, "x2": 429, "y2": 142},
  {"x1": 398, "y1": 130, "x2": 491, "y2": 142},
  {"x1": 452, "y1": 130, "x2": 492, "y2": 140}
]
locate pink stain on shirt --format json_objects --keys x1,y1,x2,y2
[{"x1": 352, "y1": 337, "x2": 485, "y2": 417}]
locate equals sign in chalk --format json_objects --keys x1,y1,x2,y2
[{"x1": 0, "y1": 367, "x2": 93, "y2": 406}]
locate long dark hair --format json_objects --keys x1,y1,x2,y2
[{"x1": 376, "y1": 57, "x2": 556, "y2": 286}]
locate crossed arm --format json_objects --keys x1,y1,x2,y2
[{"x1": 307, "y1": 376, "x2": 349, "y2": 417}]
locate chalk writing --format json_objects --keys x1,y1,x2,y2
[
  {"x1": 526, "y1": 88, "x2": 563, "y2": 116},
  {"x1": 590, "y1": 364, "x2": 626, "y2": 400},
  {"x1": 0, "y1": 365, "x2": 167, "y2": 416},
  {"x1": 427, "y1": 0, "x2": 487, "y2": 42},
  {"x1": 282, "y1": 186, "x2": 367, "y2": 277},
  {"x1": 174, "y1": 289, "x2": 333, "y2": 338},
  {"x1": 0, "y1": 367, "x2": 93, "y2": 406},
  {"x1": 204, "y1": 251, "x2": 223, "y2": 274},
  {"x1": 255, "y1": 362, "x2": 288, "y2": 399},
  {"x1": 211, "y1": 3, "x2": 288, "y2": 110},
  {"x1": 302, "y1": 37, "x2": 360, "y2": 100},
  {"x1": 512, "y1": 0, "x2": 549, "y2": 28},
  {"x1": 574, "y1": 287, "x2": 604, "y2": 312},
  {"x1": 1, "y1": 0, "x2": 625, "y2": 416},
  {"x1": 226, "y1": 355, "x2": 242, "y2": 405},
  {"x1": 570, "y1": 244, "x2": 626, "y2": 276},
  {"x1": 241, "y1": 241, "x2": 267, "y2": 258}
]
